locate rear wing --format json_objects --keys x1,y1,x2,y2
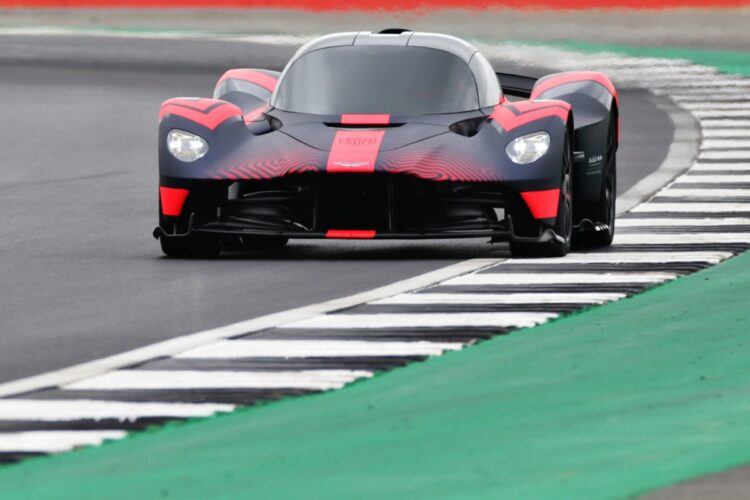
[{"x1": 496, "y1": 72, "x2": 537, "y2": 99}]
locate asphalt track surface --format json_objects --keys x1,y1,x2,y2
[{"x1": 0, "y1": 39, "x2": 673, "y2": 385}]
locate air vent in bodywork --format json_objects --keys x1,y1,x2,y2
[
  {"x1": 378, "y1": 28, "x2": 413, "y2": 34},
  {"x1": 449, "y1": 116, "x2": 489, "y2": 137}
]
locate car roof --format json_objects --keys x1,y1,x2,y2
[{"x1": 292, "y1": 31, "x2": 479, "y2": 64}]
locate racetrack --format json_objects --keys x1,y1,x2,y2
[{"x1": 0, "y1": 39, "x2": 676, "y2": 384}]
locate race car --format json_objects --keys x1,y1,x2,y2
[{"x1": 154, "y1": 29, "x2": 618, "y2": 258}]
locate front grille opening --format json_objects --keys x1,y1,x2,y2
[{"x1": 222, "y1": 174, "x2": 508, "y2": 234}]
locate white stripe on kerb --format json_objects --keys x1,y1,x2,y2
[
  {"x1": 0, "y1": 431, "x2": 126, "y2": 453},
  {"x1": 0, "y1": 400, "x2": 233, "y2": 421},
  {"x1": 371, "y1": 293, "x2": 625, "y2": 305},
  {"x1": 282, "y1": 313, "x2": 557, "y2": 330},
  {"x1": 632, "y1": 202, "x2": 750, "y2": 213},
  {"x1": 699, "y1": 151, "x2": 750, "y2": 161},
  {"x1": 618, "y1": 218, "x2": 750, "y2": 228},
  {"x1": 675, "y1": 175, "x2": 750, "y2": 183},
  {"x1": 503, "y1": 251, "x2": 731, "y2": 264},
  {"x1": 691, "y1": 163, "x2": 750, "y2": 172},
  {"x1": 442, "y1": 273, "x2": 675, "y2": 286},
  {"x1": 683, "y1": 103, "x2": 750, "y2": 111},
  {"x1": 674, "y1": 94, "x2": 750, "y2": 102},
  {"x1": 65, "y1": 370, "x2": 373, "y2": 391},
  {"x1": 701, "y1": 139, "x2": 750, "y2": 150},
  {"x1": 701, "y1": 120, "x2": 750, "y2": 128},
  {"x1": 614, "y1": 233, "x2": 750, "y2": 244},
  {"x1": 701, "y1": 129, "x2": 750, "y2": 139},
  {"x1": 176, "y1": 340, "x2": 463, "y2": 359},
  {"x1": 658, "y1": 189, "x2": 750, "y2": 198},
  {"x1": 695, "y1": 111, "x2": 750, "y2": 119}
]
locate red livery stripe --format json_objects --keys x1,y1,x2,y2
[
  {"x1": 244, "y1": 104, "x2": 270, "y2": 124},
  {"x1": 340, "y1": 114, "x2": 391, "y2": 125},
  {"x1": 325, "y1": 230, "x2": 377, "y2": 239},
  {"x1": 490, "y1": 102, "x2": 570, "y2": 132},
  {"x1": 520, "y1": 189, "x2": 560, "y2": 219},
  {"x1": 216, "y1": 69, "x2": 278, "y2": 92},
  {"x1": 160, "y1": 187, "x2": 190, "y2": 217},
  {"x1": 326, "y1": 130, "x2": 386, "y2": 173},
  {"x1": 160, "y1": 98, "x2": 242, "y2": 130}
]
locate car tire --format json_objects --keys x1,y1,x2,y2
[
  {"x1": 240, "y1": 235, "x2": 289, "y2": 250},
  {"x1": 160, "y1": 234, "x2": 221, "y2": 258},
  {"x1": 574, "y1": 110, "x2": 617, "y2": 248},
  {"x1": 510, "y1": 131, "x2": 573, "y2": 258}
]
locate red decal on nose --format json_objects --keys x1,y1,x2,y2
[
  {"x1": 341, "y1": 114, "x2": 391, "y2": 125},
  {"x1": 326, "y1": 130, "x2": 385, "y2": 173},
  {"x1": 325, "y1": 230, "x2": 377, "y2": 239}
]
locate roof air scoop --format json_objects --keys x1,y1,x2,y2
[{"x1": 377, "y1": 28, "x2": 413, "y2": 35}]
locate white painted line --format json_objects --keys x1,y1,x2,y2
[
  {"x1": 702, "y1": 129, "x2": 750, "y2": 139},
  {"x1": 614, "y1": 232, "x2": 750, "y2": 244},
  {"x1": 0, "y1": 431, "x2": 126, "y2": 453},
  {"x1": 176, "y1": 340, "x2": 463, "y2": 359},
  {"x1": 65, "y1": 370, "x2": 373, "y2": 391},
  {"x1": 695, "y1": 110, "x2": 750, "y2": 119},
  {"x1": 371, "y1": 292, "x2": 625, "y2": 305},
  {"x1": 674, "y1": 174, "x2": 750, "y2": 183},
  {"x1": 701, "y1": 139, "x2": 750, "y2": 150},
  {"x1": 699, "y1": 151, "x2": 750, "y2": 161},
  {"x1": 442, "y1": 273, "x2": 675, "y2": 286},
  {"x1": 658, "y1": 188, "x2": 750, "y2": 198},
  {"x1": 503, "y1": 251, "x2": 731, "y2": 264},
  {"x1": 618, "y1": 218, "x2": 750, "y2": 228},
  {"x1": 700, "y1": 120, "x2": 750, "y2": 128},
  {"x1": 691, "y1": 163, "x2": 750, "y2": 172},
  {"x1": 632, "y1": 202, "x2": 750, "y2": 213},
  {"x1": 674, "y1": 94, "x2": 750, "y2": 102},
  {"x1": 282, "y1": 312, "x2": 557, "y2": 330},
  {"x1": 0, "y1": 257, "x2": 502, "y2": 398},
  {"x1": 684, "y1": 103, "x2": 750, "y2": 111},
  {"x1": 0, "y1": 399, "x2": 233, "y2": 421}
]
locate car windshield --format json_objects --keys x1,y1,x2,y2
[{"x1": 273, "y1": 45, "x2": 480, "y2": 115}]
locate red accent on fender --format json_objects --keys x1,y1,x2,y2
[
  {"x1": 244, "y1": 104, "x2": 271, "y2": 124},
  {"x1": 520, "y1": 189, "x2": 560, "y2": 219},
  {"x1": 326, "y1": 130, "x2": 386, "y2": 173},
  {"x1": 160, "y1": 98, "x2": 242, "y2": 130},
  {"x1": 531, "y1": 71, "x2": 618, "y2": 104},
  {"x1": 160, "y1": 187, "x2": 190, "y2": 217},
  {"x1": 325, "y1": 230, "x2": 377, "y2": 239},
  {"x1": 216, "y1": 69, "x2": 278, "y2": 92},
  {"x1": 490, "y1": 102, "x2": 570, "y2": 132},
  {"x1": 340, "y1": 114, "x2": 391, "y2": 125},
  {"x1": 531, "y1": 72, "x2": 619, "y2": 140}
]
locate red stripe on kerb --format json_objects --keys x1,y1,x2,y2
[
  {"x1": 216, "y1": 69, "x2": 278, "y2": 92},
  {"x1": 520, "y1": 189, "x2": 560, "y2": 219},
  {"x1": 160, "y1": 187, "x2": 190, "y2": 217},
  {"x1": 326, "y1": 130, "x2": 385, "y2": 173},
  {"x1": 325, "y1": 230, "x2": 377, "y2": 239},
  {"x1": 341, "y1": 114, "x2": 391, "y2": 125}
]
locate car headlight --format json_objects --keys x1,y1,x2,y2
[
  {"x1": 505, "y1": 132, "x2": 551, "y2": 165},
  {"x1": 167, "y1": 129, "x2": 209, "y2": 162}
]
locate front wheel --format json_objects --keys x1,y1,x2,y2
[{"x1": 510, "y1": 132, "x2": 573, "y2": 258}]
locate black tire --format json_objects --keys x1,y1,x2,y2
[
  {"x1": 575, "y1": 111, "x2": 617, "y2": 247},
  {"x1": 510, "y1": 132, "x2": 573, "y2": 258},
  {"x1": 160, "y1": 234, "x2": 221, "y2": 258},
  {"x1": 240, "y1": 235, "x2": 289, "y2": 250}
]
